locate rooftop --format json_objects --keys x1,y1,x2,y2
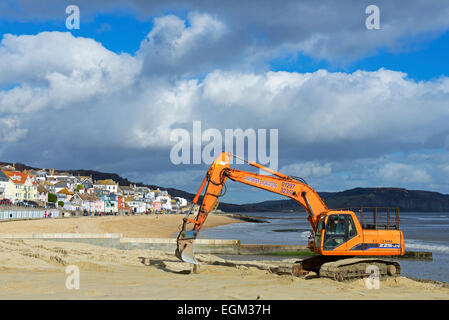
[
  {"x1": 95, "y1": 179, "x2": 118, "y2": 186},
  {"x1": 2, "y1": 170, "x2": 30, "y2": 184}
]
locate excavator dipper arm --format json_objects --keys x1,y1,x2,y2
[{"x1": 175, "y1": 152, "x2": 329, "y2": 264}]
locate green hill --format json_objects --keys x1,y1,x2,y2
[{"x1": 219, "y1": 187, "x2": 449, "y2": 212}]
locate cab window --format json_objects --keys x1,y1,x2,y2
[
  {"x1": 314, "y1": 219, "x2": 324, "y2": 248},
  {"x1": 323, "y1": 214, "x2": 358, "y2": 250},
  {"x1": 347, "y1": 215, "x2": 357, "y2": 239}
]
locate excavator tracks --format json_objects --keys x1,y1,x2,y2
[{"x1": 301, "y1": 256, "x2": 401, "y2": 281}]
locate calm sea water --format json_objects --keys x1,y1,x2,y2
[{"x1": 199, "y1": 211, "x2": 449, "y2": 283}]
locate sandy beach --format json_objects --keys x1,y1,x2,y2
[
  {"x1": 0, "y1": 214, "x2": 240, "y2": 238},
  {"x1": 0, "y1": 215, "x2": 448, "y2": 300}
]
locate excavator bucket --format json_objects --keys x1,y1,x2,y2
[
  {"x1": 175, "y1": 238, "x2": 198, "y2": 264},
  {"x1": 175, "y1": 204, "x2": 200, "y2": 264}
]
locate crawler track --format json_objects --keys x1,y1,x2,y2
[{"x1": 301, "y1": 256, "x2": 401, "y2": 281}]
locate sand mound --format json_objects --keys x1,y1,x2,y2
[
  {"x1": 0, "y1": 239, "x2": 168, "y2": 272},
  {"x1": 0, "y1": 239, "x2": 448, "y2": 299}
]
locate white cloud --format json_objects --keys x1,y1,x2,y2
[
  {"x1": 0, "y1": 117, "x2": 27, "y2": 143},
  {"x1": 2, "y1": 29, "x2": 449, "y2": 159},
  {"x1": 199, "y1": 69, "x2": 449, "y2": 145},
  {"x1": 279, "y1": 161, "x2": 332, "y2": 180},
  {"x1": 280, "y1": 161, "x2": 332, "y2": 178},
  {"x1": 0, "y1": 32, "x2": 141, "y2": 114},
  {"x1": 138, "y1": 12, "x2": 227, "y2": 75},
  {"x1": 0, "y1": 32, "x2": 140, "y2": 85},
  {"x1": 1, "y1": 15, "x2": 449, "y2": 194}
]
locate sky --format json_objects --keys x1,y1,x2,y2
[{"x1": 1, "y1": 0, "x2": 449, "y2": 204}]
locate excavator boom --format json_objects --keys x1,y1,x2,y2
[{"x1": 176, "y1": 152, "x2": 329, "y2": 263}]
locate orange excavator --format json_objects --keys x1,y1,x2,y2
[{"x1": 176, "y1": 152, "x2": 405, "y2": 280}]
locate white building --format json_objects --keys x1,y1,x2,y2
[
  {"x1": 94, "y1": 179, "x2": 118, "y2": 193},
  {"x1": 35, "y1": 170, "x2": 47, "y2": 183},
  {"x1": 1, "y1": 171, "x2": 39, "y2": 203},
  {"x1": 174, "y1": 197, "x2": 188, "y2": 207},
  {"x1": 145, "y1": 191, "x2": 156, "y2": 201},
  {"x1": 126, "y1": 199, "x2": 147, "y2": 214},
  {"x1": 156, "y1": 195, "x2": 172, "y2": 211},
  {"x1": 71, "y1": 193, "x2": 103, "y2": 213}
]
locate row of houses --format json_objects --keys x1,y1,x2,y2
[{"x1": 0, "y1": 165, "x2": 189, "y2": 214}]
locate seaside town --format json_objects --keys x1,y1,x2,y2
[
  {"x1": 0, "y1": 164, "x2": 189, "y2": 216},
  {"x1": 1, "y1": 1, "x2": 449, "y2": 305}
]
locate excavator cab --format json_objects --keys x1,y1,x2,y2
[
  {"x1": 312, "y1": 212, "x2": 359, "y2": 255},
  {"x1": 312, "y1": 209, "x2": 404, "y2": 257}
]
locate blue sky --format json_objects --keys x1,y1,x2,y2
[
  {"x1": 0, "y1": 11, "x2": 151, "y2": 53},
  {"x1": 270, "y1": 30, "x2": 449, "y2": 81},
  {"x1": 3, "y1": 4, "x2": 449, "y2": 81},
  {"x1": 1, "y1": 1, "x2": 449, "y2": 203}
]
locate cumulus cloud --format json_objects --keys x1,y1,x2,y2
[
  {"x1": 378, "y1": 163, "x2": 431, "y2": 184},
  {"x1": 197, "y1": 69, "x2": 449, "y2": 149},
  {"x1": 280, "y1": 161, "x2": 332, "y2": 179},
  {"x1": 0, "y1": 32, "x2": 140, "y2": 87},
  {"x1": 0, "y1": 117, "x2": 27, "y2": 143},
  {"x1": 2, "y1": 30, "x2": 449, "y2": 166},
  {"x1": 138, "y1": 12, "x2": 228, "y2": 76},
  {"x1": 1, "y1": 11, "x2": 449, "y2": 195},
  {"x1": 0, "y1": 32, "x2": 141, "y2": 114}
]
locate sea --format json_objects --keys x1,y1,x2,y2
[{"x1": 198, "y1": 211, "x2": 449, "y2": 283}]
